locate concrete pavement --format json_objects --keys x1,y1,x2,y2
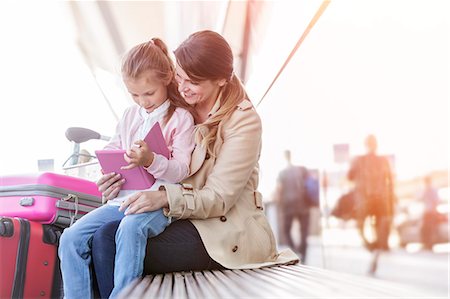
[{"x1": 285, "y1": 235, "x2": 449, "y2": 298}]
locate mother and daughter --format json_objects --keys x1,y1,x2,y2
[{"x1": 59, "y1": 30, "x2": 298, "y2": 299}]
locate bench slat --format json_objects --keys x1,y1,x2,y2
[{"x1": 118, "y1": 264, "x2": 428, "y2": 298}]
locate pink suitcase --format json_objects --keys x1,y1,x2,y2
[{"x1": 0, "y1": 172, "x2": 102, "y2": 227}]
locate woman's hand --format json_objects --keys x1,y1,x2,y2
[
  {"x1": 96, "y1": 172, "x2": 125, "y2": 203},
  {"x1": 119, "y1": 190, "x2": 168, "y2": 215},
  {"x1": 121, "y1": 140, "x2": 154, "y2": 170}
]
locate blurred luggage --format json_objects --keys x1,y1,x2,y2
[
  {"x1": 0, "y1": 172, "x2": 102, "y2": 227},
  {"x1": 305, "y1": 170, "x2": 320, "y2": 207},
  {"x1": 331, "y1": 190, "x2": 357, "y2": 220},
  {"x1": 0, "y1": 217, "x2": 62, "y2": 299}
]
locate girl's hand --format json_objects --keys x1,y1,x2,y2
[
  {"x1": 122, "y1": 140, "x2": 154, "y2": 170},
  {"x1": 119, "y1": 190, "x2": 168, "y2": 215},
  {"x1": 96, "y1": 172, "x2": 125, "y2": 203}
]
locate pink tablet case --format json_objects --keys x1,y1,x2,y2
[{"x1": 95, "y1": 122, "x2": 170, "y2": 190}]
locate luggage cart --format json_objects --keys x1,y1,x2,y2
[{"x1": 62, "y1": 127, "x2": 110, "y2": 181}]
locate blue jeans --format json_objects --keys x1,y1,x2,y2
[
  {"x1": 92, "y1": 219, "x2": 225, "y2": 298},
  {"x1": 58, "y1": 204, "x2": 169, "y2": 299}
]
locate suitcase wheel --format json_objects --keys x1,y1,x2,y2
[{"x1": 0, "y1": 218, "x2": 14, "y2": 237}]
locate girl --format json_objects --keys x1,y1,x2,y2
[{"x1": 58, "y1": 38, "x2": 195, "y2": 299}]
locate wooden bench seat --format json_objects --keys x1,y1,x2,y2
[{"x1": 118, "y1": 264, "x2": 424, "y2": 298}]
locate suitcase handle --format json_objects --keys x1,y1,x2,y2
[
  {"x1": 0, "y1": 218, "x2": 14, "y2": 237},
  {"x1": 62, "y1": 194, "x2": 79, "y2": 226}
]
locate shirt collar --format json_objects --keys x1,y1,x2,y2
[{"x1": 139, "y1": 99, "x2": 170, "y2": 120}]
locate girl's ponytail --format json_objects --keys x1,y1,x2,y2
[{"x1": 122, "y1": 37, "x2": 196, "y2": 125}]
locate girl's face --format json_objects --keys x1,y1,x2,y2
[
  {"x1": 124, "y1": 71, "x2": 168, "y2": 113},
  {"x1": 175, "y1": 63, "x2": 225, "y2": 108}
]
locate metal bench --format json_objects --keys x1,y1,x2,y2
[{"x1": 117, "y1": 264, "x2": 425, "y2": 298}]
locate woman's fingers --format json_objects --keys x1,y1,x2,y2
[
  {"x1": 121, "y1": 191, "x2": 167, "y2": 215},
  {"x1": 119, "y1": 192, "x2": 141, "y2": 212}
]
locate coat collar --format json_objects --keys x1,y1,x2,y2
[
  {"x1": 189, "y1": 96, "x2": 221, "y2": 176},
  {"x1": 207, "y1": 96, "x2": 221, "y2": 118},
  {"x1": 189, "y1": 142, "x2": 207, "y2": 176},
  {"x1": 188, "y1": 98, "x2": 253, "y2": 176}
]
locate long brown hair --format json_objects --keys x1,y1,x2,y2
[
  {"x1": 121, "y1": 38, "x2": 195, "y2": 124},
  {"x1": 174, "y1": 30, "x2": 249, "y2": 154}
]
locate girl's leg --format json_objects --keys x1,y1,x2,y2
[
  {"x1": 58, "y1": 205, "x2": 124, "y2": 299},
  {"x1": 109, "y1": 209, "x2": 169, "y2": 298}
]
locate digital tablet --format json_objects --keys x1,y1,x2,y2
[
  {"x1": 95, "y1": 149, "x2": 155, "y2": 190},
  {"x1": 95, "y1": 122, "x2": 170, "y2": 190}
]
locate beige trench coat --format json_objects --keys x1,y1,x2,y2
[{"x1": 163, "y1": 99, "x2": 298, "y2": 269}]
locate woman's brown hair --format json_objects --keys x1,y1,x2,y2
[{"x1": 174, "y1": 30, "x2": 249, "y2": 154}]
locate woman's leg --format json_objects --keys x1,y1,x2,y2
[
  {"x1": 92, "y1": 221, "x2": 119, "y2": 299},
  {"x1": 58, "y1": 205, "x2": 124, "y2": 299},
  {"x1": 110, "y1": 209, "x2": 170, "y2": 298},
  {"x1": 144, "y1": 219, "x2": 225, "y2": 274},
  {"x1": 92, "y1": 219, "x2": 224, "y2": 298}
]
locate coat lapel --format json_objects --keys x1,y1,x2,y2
[{"x1": 189, "y1": 126, "x2": 208, "y2": 176}]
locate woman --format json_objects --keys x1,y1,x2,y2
[{"x1": 92, "y1": 30, "x2": 298, "y2": 298}]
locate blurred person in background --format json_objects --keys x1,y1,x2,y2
[
  {"x1": 420, "y1": 175, "x2": 440, "y2": 250},
  {"x1": 347, "y1": 134, "x2": 395, "y2": 251},
  {"x1": 275, "y1": 150, "x2": 311, "y2": 263}
]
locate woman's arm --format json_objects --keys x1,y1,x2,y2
[
  {"x1": 119, "y1": 104, "x2": 261, "y2": 217},
  {"x1": 165, "y1": 106, "x2": 262, "y2": 219}
]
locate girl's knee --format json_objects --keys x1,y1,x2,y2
[
  {"x1": 59, "y1": 226, "x2": 78, "y2": 246},
  {"x1": 117, "y1": 216, "x2": 138, "y2": 234}
]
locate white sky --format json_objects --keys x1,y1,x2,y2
[
  {"x1": 0, "y1": 2, "x2": 118, "y2": 175},
  {"x1": 0, "y1": 1, "x2": 448, "y2": 199},
  {"x1": 246, "y1": 0, "x2": 449, "y2": 196}
]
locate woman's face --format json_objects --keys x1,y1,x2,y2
[
  {"x1": 124, "y1": 71, "x2": 168, "y2": 113},
  {"x1": 175, "y1": 63, "x2": 224, "y2": 108}
]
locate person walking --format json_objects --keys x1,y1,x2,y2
[
  {"x1": 420, "y1": 175, "x2": 440, "y2": 250},
  {"x1": 275, "y1": 150, "x2": 311, "y2": 263},
  {"x1": 347, "y1": 134, "x2": 395, "y2": 252}
]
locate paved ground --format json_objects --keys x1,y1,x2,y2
[{"x1": 282, "y1": 234, "x2": 449, "y2": 298}]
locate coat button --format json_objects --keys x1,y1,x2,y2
[
  {"x1": 205, "y1": 153, "x2": 210, "y2": 160},
  {"x1": 220, "y1": 216, "x2": 227, "y2": 222},
  {"x1": 232, "y1": 245, "x2": 238, "y2": 252}
]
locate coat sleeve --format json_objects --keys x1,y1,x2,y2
[{"x1": 164, "y1": 107, "x2": 262, "y2": 219}]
